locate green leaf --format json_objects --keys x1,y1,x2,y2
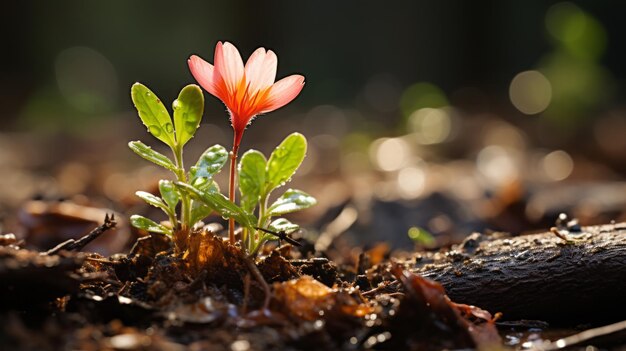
[
  {"x1": 190, "y1": 144, "x2": 229, "y2": 181},
  {"x1": 175, "y1": 182, "x2": 257, "y2": 229},
  {"x1": 267, "y1": 189, "x2": 317, "y2": 216},
  {"x1": 190, "y1": 202, "x2": 213, "y2": 226},
  {"x1": 192, "y1": 177, "x2": 220, "y2": 193},
  {"x1": 266, "y1": 133, "x2": 307, "y2": 193},
  {"x1": 131, "y1": 83, "x2": 176, "y2": 147},
  {"x1": 268, "y1": 218, "x2": 300, "y2": 233},
  {"x1": 173, "y1": 84, "x2": 204, "y2": 147},
  {"x1": 130, "y1": 215, "x2": 171, "y2": 235},
  {"x1": 238, "y1": 150, "x2": 267, "y2": 212},
  {"x1": 135, "y1": 191, "x2": 173, "y2": 217},
  {"x1": 159, "y1": 180, "x2": 179, "y2": 210},
  {"x1": 128, "y1": 141, "x2": 177, "y2": 172}
]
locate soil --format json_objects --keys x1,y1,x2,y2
[{"x1": 1, "y1": 214, "x2": 626, "y2": 350}]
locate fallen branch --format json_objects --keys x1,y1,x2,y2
[{"x1": 377, "y1": 222, "x2": 626, "y2": 324}]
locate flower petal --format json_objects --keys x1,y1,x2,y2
[
  {"x1": 188, "y1": 55, "x2": 223, "y2": 99},
  {"x1": 245, "y1": 48, "x2": 277, "y2": 94},
  {"x1": 260, "y1": 75, "x2": 305, "y2": 113},
  {"x1": 215, "y1": 41, "x2": 244, "y2": 95}
]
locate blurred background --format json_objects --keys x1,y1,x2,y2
[{"x1": 2, "y1": 1, "x2": 626, "y2": 255}]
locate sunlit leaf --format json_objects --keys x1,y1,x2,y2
[
  {"x1": 159, "y1": 180, "x2": 179, "y2": 210},
  {"x1": 130, "y1": 83, "x2": 176, "y2": 147},
  {"x1": 190, "y1": 144, "x2": 229, "y2": 181},
  {"x1": 238, "y1": 150, "x2": 267, "y2": 212},
  {"x1": 173, "y1": 84, "x2": 204, "y2": 147},
  {"x1": 268, "y1": 189, "x2": 317, "y2": 216},
  {"x1": 135, "y1": 191, "x2": 173, "y2": 217},
  {"x1": 175, "y1": 182, "x2": 257, "y2": 229},
  {"x1": 130, "y1": 215, "x2": 170, "y2": 235},
  {"x1": 269, "y1": 218, "x2": 300, "y2": 233},
  {"x1": 266, "y1": 133, "x2": 307, "y2": 193},
  {"x1": 128, "y1": 141, "x2": 177, "y2": 172}
]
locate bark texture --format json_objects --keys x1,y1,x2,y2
[{"x1": 396, "y1": 223, "x2": 626, "y2": 323}]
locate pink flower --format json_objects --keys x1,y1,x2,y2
[{"x1": 188, "y1": 41, "x2": 305, "y2": 147}]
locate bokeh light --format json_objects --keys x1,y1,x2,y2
[
  {"x1": 542, "y1": 150, "x2": 574, "y2": 181},
  {"x1": 482, "y1": 121, "x2": 527, "y2": 150},
  {"x1": 546, "y1": 2, "x2": 607, "y2": 60},
  {"x1": 408, "y1": 108, "x2": 452, "y2": 145},
  {"x1": 477, "y1": 145, "x2": 519, "y2": 186},
  {"x1": 369, "y1": 137, "x2": 411, "y2": 172},
  {"x1": 397, "y1": 164, "x2": 426, "y2": 199},
  {"x1": 509, "y1": 70, "x2": 552, "y2": 115},
  {"x1": 400, "y1": 82, "x2": 448, "y2": 117}
]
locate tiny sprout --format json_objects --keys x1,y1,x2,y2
[{"x1": 408, "y1": 226, "x2": 436, "y2": 247}]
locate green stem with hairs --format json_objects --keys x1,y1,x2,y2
[{"x1": 172, "y1": 144, "x2": 191, "y2": 230}]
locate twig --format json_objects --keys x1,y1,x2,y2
[
  {"x1": 362, "y1": 281, "x2": 399, "y2": 297},
  {"x1": 84, "y1": 257, "x2": 117, "y2": 264},
  {"x1": 549, "y1": 227, "x2": 570, "y2": 243},
  {"x1": 255, "y1": 227, "x2": 302, "y2": 247},
  {"x1": 45, "y1": 214, "x2": 117, "y2": 255},
  {"x1": 539, "y1": 319, "x2": 626, "y2": 350},
  {"x1": 242, "y1": 273, "x2": 251, "y2": 314},
  {"x1": 244, "y1": 255, "x2": 271, "y2": 310}
]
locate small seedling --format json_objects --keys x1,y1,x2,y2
[
  {"x1": 129, "y1": 41, "x2": 315, "y2": 258},
  {"x1": 129, "y1": 83, "x2": 229, "y2": 252}
]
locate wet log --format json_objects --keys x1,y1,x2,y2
[{"x1": 395, "y1": 223, "x2": 626, "y2": 324}]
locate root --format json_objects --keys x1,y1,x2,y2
[{"x1": 244, "y1": 255, "x2": 271, "y2": 310}]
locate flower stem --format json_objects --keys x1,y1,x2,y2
[{"x1": 228, "y1": 143, "x2": 239, "y2": 245}]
